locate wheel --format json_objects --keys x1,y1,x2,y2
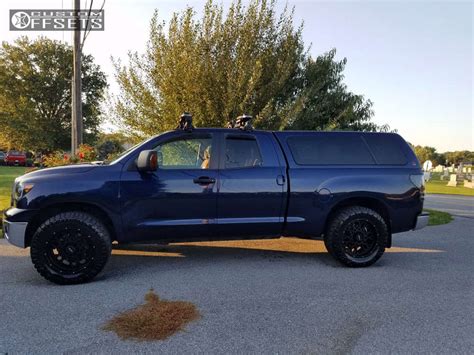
[
  {"x1": 324, "y1": 206, "x2": 388, "y2": 267},
  {"x1": 30, "y1": 212, "x2": 112, "y2": 285}
]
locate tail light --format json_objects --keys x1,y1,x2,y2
[{"x1": 410, "y1": 174, "x2": 425, "y2": 193}]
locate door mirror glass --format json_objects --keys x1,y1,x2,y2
[{"x1": 137, "y1": 150, "x2": 158, "y2": 172}]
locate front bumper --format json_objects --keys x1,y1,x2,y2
[
  {"x1": 414, "y1": 212, "x2": 429, "y2": 230},
  {"x1": 3, "y1": 208, "x2": 33, "y2": 248},
  {"x1": 3, "y1": 219, "x2": 28, "y2": 248},
  {"x1": 3, "y1": 207, "x2": 38, "y2": 248}
]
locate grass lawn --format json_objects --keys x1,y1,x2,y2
[
  {"x1": 425, "y1": 209, "x2": 453, "y2": 226},
  {"x1": 425, "y1": 179, "x2": 474, "y2": 196},
  {"x1": 0, "y1": 166, "x2": 27, "y2": 211},
  {"x1": 0, "y1": 166, "x2": 27, "y2": 237}
]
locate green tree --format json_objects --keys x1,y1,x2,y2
[
  {"x1": 443, "y1": 151, "x2": 474, "y2": 165},
  {"x1": 112, "y1": 0, "x2": 383, "y2": 139},
  {"x1": 285, "y1": 50, "x2": 377, "y2": 131},
  {"x1": 0, "y1": 37, "x2": 107, "y2": 152},
  {"x1": 411, "y1": 145, "x2": 443, "y2": 166}
]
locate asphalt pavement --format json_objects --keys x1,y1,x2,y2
[
  {"x1": 424, "y1": 194, "x2": 474, "y2": 218},
  {"x1": 0, "y1": 217, "x2": 473, "y2": 354}
]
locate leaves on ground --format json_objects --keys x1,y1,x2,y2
[{"x1": 102, "y1": 290, "x2": 200, "y2": 341}]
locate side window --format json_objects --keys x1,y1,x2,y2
[
  {"x1": 155, "y1": 135, "x2": 213, "y2": 169},
  {"x1": 224, "y1": 136, "x2": 263, "y2": 169},
  {"x1": 287, "y1": 135, "x2": 375, "y2": 165},
  {"x1": 363, "y1": 134, "x2": 408, "y2": 165}
]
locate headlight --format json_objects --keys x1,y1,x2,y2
[{"x1": 14, "y1": 182, "x2": 34, "y2": 200}]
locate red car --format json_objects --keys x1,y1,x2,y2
[{"x1": 5, "y1": 151, "x2": 26, "y2": 166}]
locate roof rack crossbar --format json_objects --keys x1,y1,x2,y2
[
  {"x1": 176, "y1": 112, "x2": 194, "y2": 131},
  {"x1": 228, "y1": 114, "x2": 253, "y2": 131}
]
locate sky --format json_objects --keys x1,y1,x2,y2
[{"x1": 0, "y1": 0, "x2": 472, "y2": 152}]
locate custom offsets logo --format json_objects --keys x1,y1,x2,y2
[{"x1": 10, "y1": 9, "x2": 104, "y2": 31}]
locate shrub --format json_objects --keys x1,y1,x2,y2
[
  {"x1": 43, "y1": 144, "x2": 98, "y2": 168},
  {"x1": 42, "y1": 151, "x2": 70, "y2": 167},
  {"x1": 97, "y1": 140, "x2": 123, "y2": 160},
  {"x1": 77, "y1": 144, "x2": 97, "y2": 161}
]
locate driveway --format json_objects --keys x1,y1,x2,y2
[
  {"x1": 425, "y1": 194, "x2": 474, "y2": 218},
  {"x1": 0, "y1": 218, "x2": 473, "y2": 354}
]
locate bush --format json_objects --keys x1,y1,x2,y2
[
  {"x1": 42, "y1": 151, "x2": 71, "y2": 167},
  {"x1": 43, "y1": 144, "x2": 98, "y2": 168},
  {"x1": 97, "y1": 140, "x2": 123, "y2": 160},
  {"x1": 77, "y1": 144, "x2": 97, "y2": 161}
]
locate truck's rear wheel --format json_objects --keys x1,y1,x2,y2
[
  {"x1": 324, "y1": 206, "x2": 388, "y2": 267},
  {"x1": 30, "y1": 212, "x2": 111, "y2": 285}
]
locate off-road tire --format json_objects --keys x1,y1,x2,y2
[
  {"x1": 30, "y1": 212, "x2": 112, "y2": 285},
  {"x1": 324, "y1": 206, "x2": 388, "y2": 267}
]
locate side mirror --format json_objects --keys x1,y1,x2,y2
[{"x1": 137, "y1": 150, "x2": 158, "y2": 172}]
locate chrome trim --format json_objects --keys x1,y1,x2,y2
[
  {"x1": 3, "y1": 220, "x2": 27, "y2": 248},
  {"x1": 286, "y1": 217, "x2": 305, "y2": 223},
  {"x1": 218, "y1": 217, "x2": 282, "y2": 224},
  {"x1": 139, "y1": 219, "x2": 217, "y2": 226},
  {"x1": 139, "y1": 216, "x2": 296, "y2": 226},
  {"x1": 414, "y1": 213, "x2": 429, "y2": 230}
]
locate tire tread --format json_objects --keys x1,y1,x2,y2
[
  {"x1": 324, "y1": 206, "x2": 388, "y2": 267},
  {"x1": 30, "y1": 211, "x2": 111, "y2": 285}
]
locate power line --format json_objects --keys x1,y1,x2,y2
[{"x1": 81, "y1": 0, "x2": 105, "y2": 50}]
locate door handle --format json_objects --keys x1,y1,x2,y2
[{"x1": 193, "y1": 176, "x2": 216, "y2": 185}]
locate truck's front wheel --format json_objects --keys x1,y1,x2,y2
[
  {"x1": 30, "y1": 212, "x2": 112, "y2": 285},
  {"x1": 324, "y1": 206, "x2": 388, "y2": 267}
]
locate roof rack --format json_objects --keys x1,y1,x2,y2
[
  {"x1": 228, "y1": 114, "x2": 253, "y2": 131},
  {"x1": 176, "y1": 112, "x2": 194, "y2": 131}
]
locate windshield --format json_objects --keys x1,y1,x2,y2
[
  {"x1": 107, "y1": 135, "x2": 158, "y2": 165},
  {"x1": 106, "y1": 143, "x2": 141, "y2": 165}
]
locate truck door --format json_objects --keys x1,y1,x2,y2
[
  {"x1": 120, "y1": 132, "x2": 219, "y2": 241},
  {"x1": 217, "y1": 131, "x2": 286, "y2": 238}
]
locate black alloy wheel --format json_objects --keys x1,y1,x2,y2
[
  {"x1": 324, "y1": 206, "x2": 388, "y2": 267},
  {"x1": 30, "y1": 212, "x2": 111, "y2": 285}
]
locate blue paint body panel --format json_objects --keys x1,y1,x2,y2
[{"x1": 5, "y1": 128, "x2": 424, "y2": 246}]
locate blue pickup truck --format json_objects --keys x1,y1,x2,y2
[{"x1": 3, "y1": 120, "x2": 428, "y2": 284}]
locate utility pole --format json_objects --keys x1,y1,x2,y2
[{"x1": 71, "y1": 0, "x2": 82, "y2": 155}]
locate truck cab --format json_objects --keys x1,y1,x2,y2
[{"x1": 119, "y1": 128, "x2": 288, "y2": 242}]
